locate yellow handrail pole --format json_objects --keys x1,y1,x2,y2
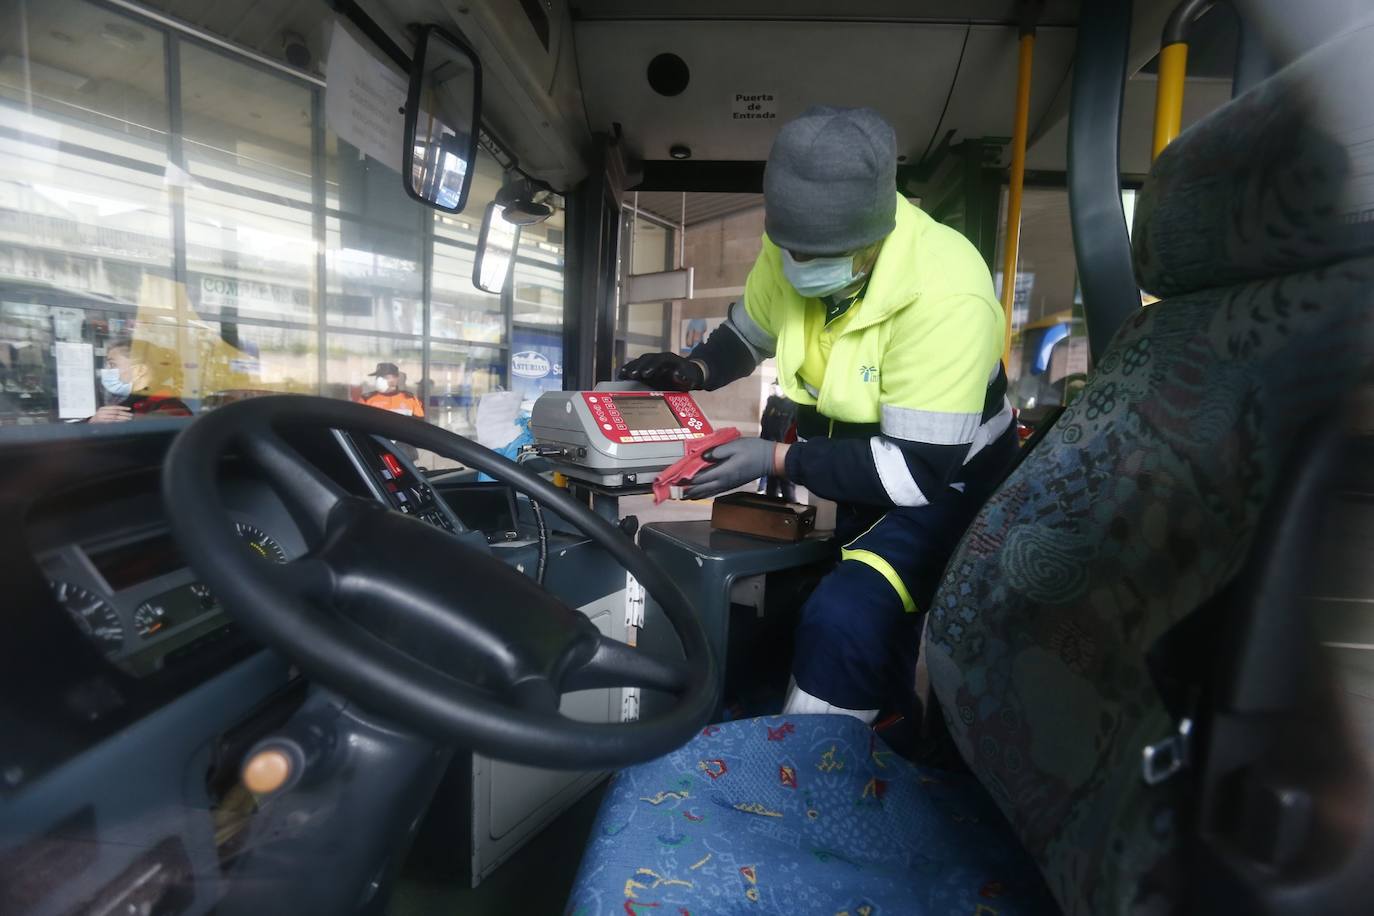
[
  {"x1": 1152, "y1": 42, "x2": 1189, "y2": 159},
  {"x1": 1152, "y1": 0, "x2": 1215, "y2": 160},
  {"x1": 1000, "y1": 30, "x2": 1035, "y2": 369}
]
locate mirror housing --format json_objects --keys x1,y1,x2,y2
[
  {"x1": 473, "y1": 202, "x2": 521, "y2": 293},
  {"x1": 403, "y1": 25, "x2": 481, "y2": 213},
  {"x1": 495, "y1": 176, "x2": 554, "y2": 226}
]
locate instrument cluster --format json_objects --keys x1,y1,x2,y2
[{"x1": 45, "y1": 520, "x2": 290, "y2": 677}]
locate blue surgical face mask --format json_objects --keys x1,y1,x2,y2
[
  {"x1": 780, "y1": 248, "x2": 861, "y2": 299},
  {"x1": 100, "y1": 367, "x2": 132, "y2": 398}
]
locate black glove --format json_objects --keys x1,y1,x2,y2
[{"x1": 619, "y1": 352, "x2": 704, "y2": 391}]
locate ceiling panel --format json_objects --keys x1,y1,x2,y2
[
  {"x1": 575, "y1": 19, "x2": 1077, "y2": 166},
  {"x1": 571, "y1": 1, "x2": 1082, "y2": 25}
]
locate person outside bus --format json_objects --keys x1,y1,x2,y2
[
  {"x1": 88, "y1": 337, "x2": 191, "y2": 423},
  {"x1": 621, "y1": 106, "x2": 1016, "y2": 723},
  {"x1": 361, "y1": 362, "x2": 425, "y2": 418}
]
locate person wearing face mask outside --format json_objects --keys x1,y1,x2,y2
[
  {"x1": 360, "y1": 362, "x2": 425, "y2": 418},
  {"x1": 88, "y1": 337, "x2": 192, "y2": 423},
  {"x1": 621, "y1": 106, "x2": 1016, "y2": 726}
]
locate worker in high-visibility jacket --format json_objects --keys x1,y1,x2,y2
[{"x1": 622, "y1": 106, "x2": 1016, "y2": 722}]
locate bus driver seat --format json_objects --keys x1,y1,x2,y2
[{"x1": 568, "y1": 22, "x2": 1374, "y2": 916}]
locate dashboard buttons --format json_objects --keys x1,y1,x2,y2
[{"x1": 190, "y1": 582, "x2": 216, "y2": 611}]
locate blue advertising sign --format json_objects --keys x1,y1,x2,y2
[{"x1": 509, "y1": 327, "x2": 563, "y2": 401}]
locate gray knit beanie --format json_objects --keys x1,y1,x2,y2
[{"x1": 763, "y1": 106, "x2": 898, "y2": 255}]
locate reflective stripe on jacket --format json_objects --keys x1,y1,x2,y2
[{"x1": 739, "y1": 193, "x2": 1005, "y2": 439}]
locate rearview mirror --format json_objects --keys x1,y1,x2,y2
[
  {"x1": 473, "y1": 202, "x2": 521, "y2": 293},
  {"x1": 403, "y1": 26, "x2": 481, "y2": 213}
]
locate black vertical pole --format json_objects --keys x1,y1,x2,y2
[
  {"x1": 419, "y1": 204, "x2": 434, "y2": 414},
  {"x1": 563, "y1": 181, "x2": 598, "y2": 390},
  {"x1": 661, "y1": 216, "x2": 676, "y2": 351},
  {"x1": 1068, "y1": 0, "x2": 1139, "y2": 360},
  {"x1": 311, "y1": 88, "x2": 328, "y2": 395},
  {"x1": 1230, "y1": 6, "x2": 1274, "y2": 97},
  {"x1": 563, "y1": 136, "x2": 623, "y2": 389},
  {"x1": 164, "y1": 32, "x2": 188, "y2": 293},
  {"x1": 592, "y1": 182, "x2": 620, "y2": 384}
]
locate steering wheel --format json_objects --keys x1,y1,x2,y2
[{"x1": 162, "y1": 395, "x2": 718, "y2": 769}]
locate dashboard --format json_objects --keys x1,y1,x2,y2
[
  {"x1": 39, "y1": 502, "x2": 299, "y2": 679},
  {"x1": 25, "y1": 431, "x2": 468, "y2": 680},
  {"x1": 0, "y1": 418, "x2": 620, "y2": 916},
  {"x1": 1, "y1": 422, "x2": 469, "y2": 792}
]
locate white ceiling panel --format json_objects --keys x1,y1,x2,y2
[
  {"x1": 574, "y1": 20, "x2": 1078, "y2": 166},
  {"x1": 571, "y1": 1, "x2": 1082, "y2": 25}
]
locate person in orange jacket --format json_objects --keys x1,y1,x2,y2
[{"x1": 361, "y1": 362, "x2": 424, "y2": 417}]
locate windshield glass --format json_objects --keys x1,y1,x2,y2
[{"x1": 0, "y1": 0, "x2": 564, "y2": 459}]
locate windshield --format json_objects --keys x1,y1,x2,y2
[{"x1": 0, "y1": 0, "x2": 564, "y2": 459}]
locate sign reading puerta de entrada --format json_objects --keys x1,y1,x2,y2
[{"x1": 731, "y1": 92, "x2": 777, "y2": 121}]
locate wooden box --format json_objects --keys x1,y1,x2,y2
[{"x1": 710, "y1": 493, "x2": 817, "y2": 542}]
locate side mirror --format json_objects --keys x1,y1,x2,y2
[
  {"x1": 473, "y1": 202, "x2": 521, "y2": 293},
  {"x1": 403, "y1": 25, "x2": 481, "y2": 213}
]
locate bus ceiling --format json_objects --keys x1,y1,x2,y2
[
  {"x1": 564, "y1": 1, "x2": 1217, "y2": 189},
  {"x1": 147, "y1": 0, "x2": 1224, "y2": 195},
  {"x1": 128, "y1": 0, "x2": 1368, "y2": 198}
]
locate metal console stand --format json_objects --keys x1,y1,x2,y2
[
  {"x1": 565, "y1": 479, "x2": 653, "y2": 525},
  {"x1": 636, "y1": 520, "x2": 834, "y2": 719}
]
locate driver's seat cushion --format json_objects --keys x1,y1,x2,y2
[{"x1": 566, "y1": 715, "x2": 1055, "y2": 915}]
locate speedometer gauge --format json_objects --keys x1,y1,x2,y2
[
  {"x1": 51, "y1": 580, "x2": 124, "y2": 656},
  {"x1": 235, "y1": 522, "x2": 287, "y2": 563},
  {"x1": 133, "y1": 601, "x2": 170, "y2": 638}
]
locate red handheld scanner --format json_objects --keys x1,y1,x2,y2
[{"x1": 651, "y1": 427, "x2": 742, "y2": 504}]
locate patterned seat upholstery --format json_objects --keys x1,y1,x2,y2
[
  {"x1": 567, "y1": 715, "x2": 1054, "y2": 915},
  {"x1": 926, "y1": 22, "x2": 1374, "y2": 916},
  {"x1": 570, "y1": 22, "x2": 1374, "y2": 916}
]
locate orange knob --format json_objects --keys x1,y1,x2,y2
[{"x1": 241, "y1": 747, "x2": 293, "y2": 795}]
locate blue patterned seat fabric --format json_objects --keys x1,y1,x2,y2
[{"x1": 567, "y1": 715, "x2": 1055, "y2": 915}]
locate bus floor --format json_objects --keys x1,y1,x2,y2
[{"x1": 388, "y1": 779, "x2": 607, "y2": 916}]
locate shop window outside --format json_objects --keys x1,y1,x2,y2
[{"x1": 0, "y1": 0, "x2": 564, "y2": 465}]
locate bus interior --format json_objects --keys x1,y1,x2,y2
[{"x1": 2, "y1": 0, "x2": 1373, "y2": 913}]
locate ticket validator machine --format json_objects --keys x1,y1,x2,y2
[
  {"x1": 527, "y1": 383, "x2": 833, "y2": 728},
  {"x1": 529, "y1": 384, "x2": 716, "y2": 488}
]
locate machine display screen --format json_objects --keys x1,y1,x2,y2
[{"x1": 609, "y1": 396, "x2": 680, "y2": 430}]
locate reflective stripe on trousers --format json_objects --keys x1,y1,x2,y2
[{"x1": 790, "y1": 425, "x2": 1018, "y2": 712}]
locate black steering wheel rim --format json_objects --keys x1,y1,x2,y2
[{"x1": 162, "y1": 394, "x2": 718, "y2": 769}]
